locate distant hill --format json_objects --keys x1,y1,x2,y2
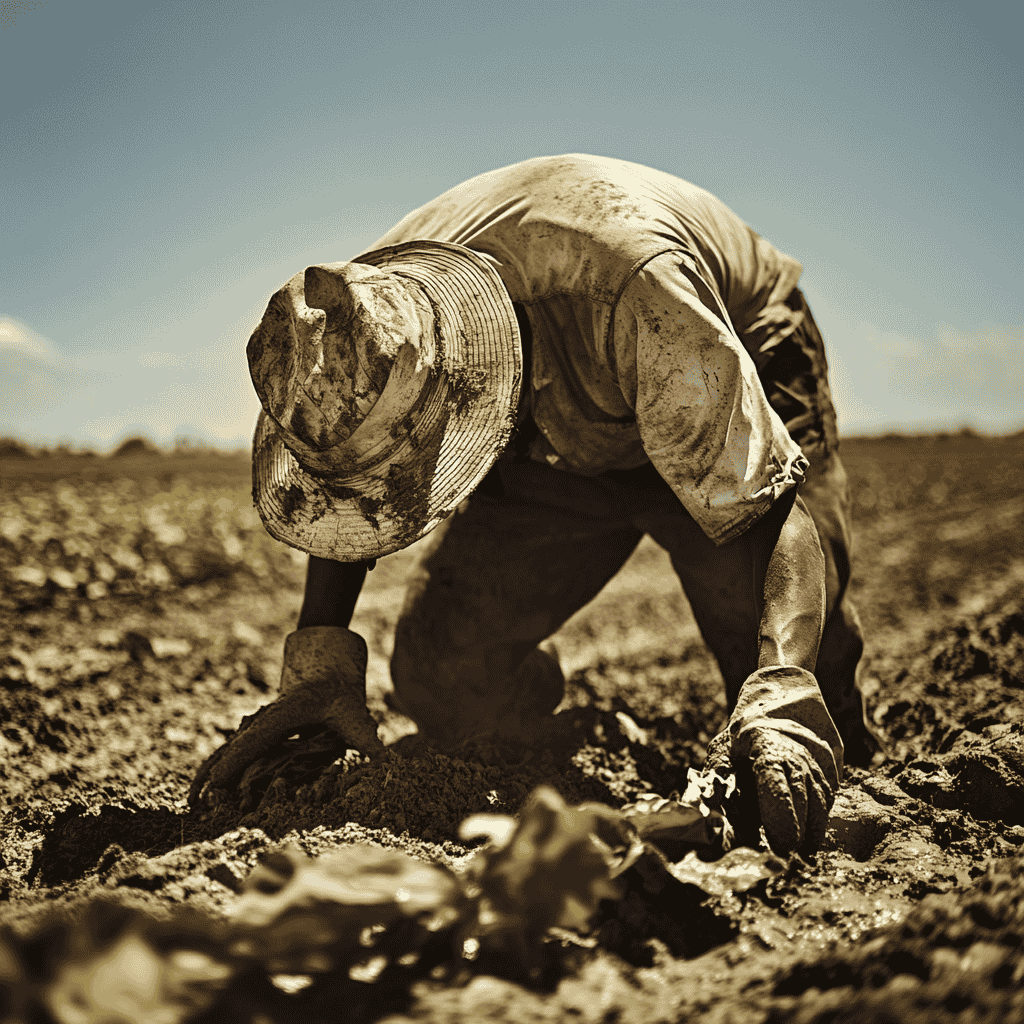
[
  {"x1": 0, "y1": 434, "x2": 249, "y2": 458},
  {"x1": 0, "y1": 438, "x2": 34, "y2": 458},
  {"x1": 110, "y1": 436, "x2": 163, "y2": 458}
]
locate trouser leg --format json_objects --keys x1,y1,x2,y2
[
  {"x1": 618, "y1": 464, "x2": 762, "y2": 710},
  {"x1": 390, "y1": 459, "x2": 643, "y2": 747}
]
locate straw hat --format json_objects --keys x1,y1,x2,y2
[{"x1": 248, "y1": 240, "x2": 522, "y2": 560}]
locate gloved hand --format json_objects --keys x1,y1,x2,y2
[
  {"x1": 705, "y1": 666, "x2": 843, "y2": 856},
  {"x1": 189, "y1": 626, "x2": 386, "y2": 806}
]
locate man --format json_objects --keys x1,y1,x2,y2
[{"x1": 191, "y1": 154, "x2": 881, "y2": 855}]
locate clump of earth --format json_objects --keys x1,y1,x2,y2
[{"x1": 2, "y1": 432, "x2": 1024, "y2": 1024}]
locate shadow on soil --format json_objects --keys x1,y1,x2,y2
[{"x1": 30, "y1": 804, "x2": 188, "y2": 888}]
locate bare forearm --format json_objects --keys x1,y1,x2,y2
[
  {"x1": 748, "y1": 493, "x2": 826, "y2": 672},
  {"x1": 296, "y1": 556, "x2": 371, "y2": 630}
]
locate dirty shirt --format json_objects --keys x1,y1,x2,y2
[{"x1": 370, "y1": 154, "x2": 810, "y2": 545}]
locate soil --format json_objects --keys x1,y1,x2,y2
[{"x1": 2, "y1": 432, "x2": 1024, "y2": 1023}]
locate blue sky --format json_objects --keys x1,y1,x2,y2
[{"x1": 2, "y1": 0, "x2": 1021, "y2": 449}]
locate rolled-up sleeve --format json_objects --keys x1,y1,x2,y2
[{"x1": 617, "y1": 252, "x2": 809, "y2": 544}]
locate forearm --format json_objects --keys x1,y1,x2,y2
[
  {"x1": 296, "y1": 555, "x2": 371, "y2": 630},
  {"x1": 748, "y1": 492, "x2": 826, "y2": 672}
]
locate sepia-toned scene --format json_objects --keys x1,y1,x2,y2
[{"x1": 2, "y1": 3, "x2": 1021, "y2": 1023}]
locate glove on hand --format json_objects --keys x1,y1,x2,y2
[
  {"x1": 189, "y1": 626, "x2": 385, "y2": 806},
  {"x1": 705, "y1": 666, "x2": 843, "y2": 856}
]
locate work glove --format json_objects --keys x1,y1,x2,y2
[
  {"x1": 189, "y1": 626, "x2": 386, "y2": 806},
  {"x1": 705, "y1": 666, "x2": 843, "y2": 857}
]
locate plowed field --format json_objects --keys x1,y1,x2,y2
[{"x1": 2, "y1": 433, "x2": 1024, "y2": 1024}]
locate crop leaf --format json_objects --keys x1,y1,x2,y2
[{"x1": 229, "y1": 846, "x2": 464, "y2": 975}]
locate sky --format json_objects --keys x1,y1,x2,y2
[{"x1": 1, "y1": 0, "x2": 1021, "y2": 450}]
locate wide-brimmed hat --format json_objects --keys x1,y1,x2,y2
[{"x1": 248, "y1": 239, "x2": 522, "y2": 561}]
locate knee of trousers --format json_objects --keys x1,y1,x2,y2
[{"x1": 390, "y1": 620, "x2": 566, "y2": 739}]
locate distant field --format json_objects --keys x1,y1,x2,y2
[
  {"x1": 0, "y1": 452, "x2": 296, "y2": 620},
  {"x1": 3, "y1": 430, "x2": 1021, "y2": 486},
  {"x1": 0, "y1": 452, "x2": 251, "y2": 485},
  {"x1": 3, "y1": 431, "x2": 1020, "y2": 673}
]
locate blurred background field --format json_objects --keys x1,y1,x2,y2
[
  {"x1": 0, "y1": 447, "x2": 293, "y2": 616},
  {"x1": 3, "y1": 429, "x2": 1021, "y2": 627},
  {"x1": 3, "y1": 428, "x2": 1021, "y2": 712}
]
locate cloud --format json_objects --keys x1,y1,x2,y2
[
  {"x1": 0, "y1": 317, "x2": 124, "y2": 443},
  {"x1": 829, "y1": 321, "x2": 1024, "y2": 433},
  {"x1": 931, "y1": 324, "x2": 1024, "y2": 395},
  {"x1": 0, "y1": 317, "x2": 68, "y2": 417},
  {"x1": 0, "y1": 316, "x2": 258, "y2": 448},
  {"x1": 0, "y1": 318, "x2": 54, "y2": 361},
  {"x1": 871, "y1": 322, "x2": 1023, "y2": 409}
]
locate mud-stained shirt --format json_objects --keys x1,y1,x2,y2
[{"x1": 369, "y1": 154, "x2": 810, "y2": 545}]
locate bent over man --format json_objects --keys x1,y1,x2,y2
[{"x1": 191, "y1": 154, "x2": 881, "y2": 855}]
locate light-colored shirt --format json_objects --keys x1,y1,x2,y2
[{"x1": 370, "y1": 154, "x2": 809, "y2": 545}]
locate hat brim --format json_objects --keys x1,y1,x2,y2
[{"x1": 252, "y1": 240, "x2": 522, "y2": 561}]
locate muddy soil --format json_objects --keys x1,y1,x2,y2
[{"x1": 2, "y1": 433, "x2": 1024, "y2": 1023}]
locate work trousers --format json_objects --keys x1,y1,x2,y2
[{"x1": 390, "y1": 289, "x2": 872, "y2": 761}]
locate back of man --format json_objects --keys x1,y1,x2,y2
[
  {"x1": 372, "y1": 153, "x2": 803, "y2": 344},
  {"x1": 373, "y1": 154, "x2": 822, "y2": 543}
]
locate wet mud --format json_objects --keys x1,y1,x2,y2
[{"x1": 2, "y1": 433, "x2": 1024, "y2": 1023}]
